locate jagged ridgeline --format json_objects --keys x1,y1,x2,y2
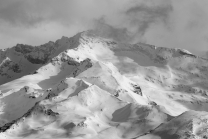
[
  {"x1": 0, "y1": 31, "x2": 208, "y2": 139},
  {"x1": 0, "y1": 32, "x2": 81, "y2": 85}
]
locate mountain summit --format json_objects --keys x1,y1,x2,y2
[{"x1": 0, "y1": 31, "x2": 208, "y2": 139}]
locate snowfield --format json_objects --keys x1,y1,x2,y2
[{"x1": 0, "y1": 30, "x2": 208, "y2": 139}]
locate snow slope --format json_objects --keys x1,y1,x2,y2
[
  {"x1": 0, "y1": 32, "x2": 82, "y2": 85},
  {"x1": 0, "y1": 30, "x2": 208, "y2": 138}
]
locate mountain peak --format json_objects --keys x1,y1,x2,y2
[{"x1": 1, "y1": 30, "x2": 208, "y2": 138}]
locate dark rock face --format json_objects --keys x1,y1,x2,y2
[
  {"x1": 178, "y1": 49, "x2": 196, "y2": 58},
  {"x1": 0, "y1": 59, "x2": 22, "y2": 78},
  {"x1": 72, "y1": 58, "x2": 93, "y2": 77},
  {"x1": 0, "y1": 34, "x2": 83, "y2": 85},
  {"x1": 44, "y1": 109, "x2": 59, "y2": 116},
  {"x1": 45, "y1": 91, "x2": 57, "y2": 100},
  {"x1": 0, "y1": 102, "x2": 59, "y2": 133},
  {"x1": 77, "y1": 121, "x2": 87, "y2": 127},
  {"x1": 14, "y1": 43, "x2": 56, "y2": 64},
  {"x1": 154, "y1": 55, "x2": 166, "y2": 63},
  {"x1": 51, "y1": 52, "x2": 80, "y2": 66},
  {"x1": 0, "y1": 103, "x2": 38, "y2": 133},
  {"x1": 131, "y1": 83, "x2": 142, "y2": 96},
  {"x1": 10, "y1": 63, "x2": 21, "y2": 73},
  {"x1": 0, "y1": 121, "x2": 15, "y2": 132},
  {"x1": 26, "y1": 56, "x2": 49, "y2": 64},
  {"x1": 149, "y1": 101, "x2": 157, "y2": 106},
  {"x1": 84, "y1": 58, "x2": 93, "y2": 68},
  {"x1": 68, "y1": 60, "x2": 80, "y2": 66},
  {"x1": 115, "y1": 89, "x2": 128, "y2": 97}
]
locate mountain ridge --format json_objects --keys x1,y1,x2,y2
[{"x1": 0, "y1": 30, "x2": 208, "y2": 138}]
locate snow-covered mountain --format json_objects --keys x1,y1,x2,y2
[
  {"x1": 0, "y1": 30, "x2": 208, "y2": 139},
  {"x1": 0, "y1": 33, "x2": 82, "y2": 85}
]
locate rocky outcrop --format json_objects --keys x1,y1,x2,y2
[
  {"x1": 0, "y1": 102, "x2": 59, "y2": 133},
  {"x1": 14, "y1": 42, "x2": 56, "y2": 64},
  {"x1": 131, "y1": 83, "x2": 142, "y2": 96},
  {"x1": 177, "y1": 49, "x2": 196, "y2": 58},
  {"x1": 51, "y1": 52, "x2": 80, "y2": 66},
  {"x1": 0, "y1": 58, "x2": 21, "y2": 78}
]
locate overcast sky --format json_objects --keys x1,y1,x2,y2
[{"x1": 0, "y1": 0, "x2": 208, "y2": 56}]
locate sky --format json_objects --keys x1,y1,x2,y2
[{"x1": 0, "y1": 0, "x2": 208, "y2": 57}]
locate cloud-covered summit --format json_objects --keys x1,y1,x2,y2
[{"x1": 0, "y1": 0, "x2": 207, "y2": 56}]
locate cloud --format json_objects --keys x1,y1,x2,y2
[
  {"x1": 92, "y1": 19, "x2": 132, "y2": 43},
  {"x1": 143, "y1": 0, "x2": 208, "y2": 55},
  {"x1": 0, "y1": 0, "x2": 45, "y2": 26},
  {"x1": 92, "y1": 0, "x2": 173, "y2": 43},
  {"x1": 125, "y1": 1, "x2": 172, "y2": 35},
  {"x1": 0, "y1": 0, "x2": 172, "y2": 47},
  {"x1": 203, "y1": 51, "x2": 208, "y2": 59},
  {"x1": 0, "y1": 0, "x2": 207, "y2": 56}
]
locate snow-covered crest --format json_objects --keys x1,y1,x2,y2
[{"x1": 0, "y1": 31, "x2": 208, "y2": 139}]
